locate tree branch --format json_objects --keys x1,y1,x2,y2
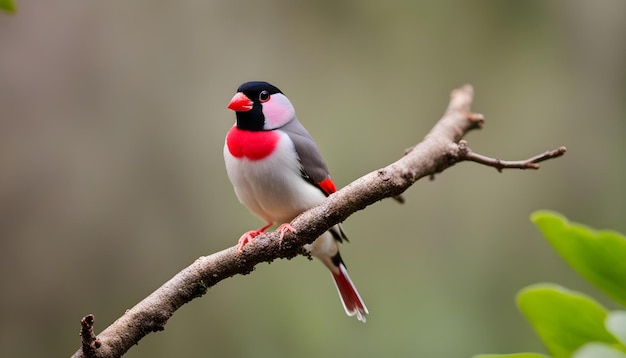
[{"x1": 70, "y1": 84, "x2": 566, "y2": 358}]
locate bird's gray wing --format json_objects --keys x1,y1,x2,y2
[
  {"x1": 279, "y1": 117, "x2": 333, "y2": 194},
  {"x1": 280, "y1": 117, "x2": 348, "y2": 242}
]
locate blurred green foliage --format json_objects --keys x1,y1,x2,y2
[
  {"x1": 534, "y1": 211, "x2": 626, "y2": 306},
  {"x1": 477, "y1": 212, "x2": 626, "y2": 358},
  {"x1": 0, "y1": 0, "x2": 15, "y2": 13},
  {"x1": 0, "y1": 1, "x2": 625, "y2": 357}
]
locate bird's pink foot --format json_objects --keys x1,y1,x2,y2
[
  {"x1": 237, "y1": 231, "x2": 260, "y2": 251},
  {"x1": 237, "y1": 223, "x2": 272, "y2": 251},
  {"x1": 277, "y1": 223, "x2": 297, "y2": 241}
]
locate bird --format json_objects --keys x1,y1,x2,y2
[{"x1": 223, "y1": 81, "x2": 368, "y2": 322}]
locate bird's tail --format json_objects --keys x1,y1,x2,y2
[{"x1": 331, "y1": 262, "x2": 369, "y2": 322}]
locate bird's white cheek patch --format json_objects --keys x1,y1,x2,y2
[{"x1": 262, "y1": 93, "x2": 296, "y2": 129}]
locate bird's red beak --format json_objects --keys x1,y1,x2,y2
[{"x1": 227, "y1": 92, "x2": 253, "y2": 112}]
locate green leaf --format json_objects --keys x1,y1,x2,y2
[
  {"x1": 573, "y1": 343, "x2": 626, "y2": 358},
  {"x1": 0, "y1": 0, "x2": 16, "y2": 13},
  {"x1": 606, "y1": 311, "x2": 626, "y2": 346},
  {"x1": 531, "y1": 210, "x2": 626, "y2": 306},
  {"x1": 517, "y1": 284, "x2": 619, "y2": 358},
  {"x1": 473, "y1": 353, "x2": 551, "y2": 358}
]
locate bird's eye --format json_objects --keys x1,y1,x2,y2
[{"x1": 259, "y1": 90, "x2": 270, "y2": 102}]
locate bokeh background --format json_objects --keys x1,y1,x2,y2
[{"x1": 1, "y1": 1, "x2": 625, "y2": 357}]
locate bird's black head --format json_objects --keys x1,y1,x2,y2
[
  {"x1": 237, "y1": 81, "x2": 283, "y2": 97},
  {"x1": 227, "y1": 81, "x2": 294, "y2": 131}
]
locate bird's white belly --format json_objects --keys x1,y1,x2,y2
[{"x1": 224, "y1": 133, "x2": 326, "y2": 224}]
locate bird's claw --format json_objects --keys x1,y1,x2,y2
[
  {"x1": 237, "y1": 223, "x2": 273, "y2": 252},
  {"x1": 237, "y1": 231, "x2": 261, "y2": 251},
  {"x1": 276, "y1": 223, "x2": 296, "y2": 249},
  {"x1": 237, "y1": 223, "x2": 294, "y2": 251},
  {"x1": 277, "y1": 223, "x2": 296, "y2": 241}
]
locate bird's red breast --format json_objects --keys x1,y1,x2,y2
[{"x1": 226, "y1": 126, "x2": 280, "y2": 161}]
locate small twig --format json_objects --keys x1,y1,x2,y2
[
  {"x1": 80, "y1": 314, "x2": 100, "y2": 357},
  {"x1": 458, "y1": 140, "x2": 567, "y2": 172},
  {"x1": 466, "y1": 112, "x2": 485, "y2": 128},
  {"x1": 392, "y1": 195, "x2": 406, "y2": 204}
]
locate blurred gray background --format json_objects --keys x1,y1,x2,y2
[{"x1": 1, "y1": 1, "x2": 625, "y2": 357}]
